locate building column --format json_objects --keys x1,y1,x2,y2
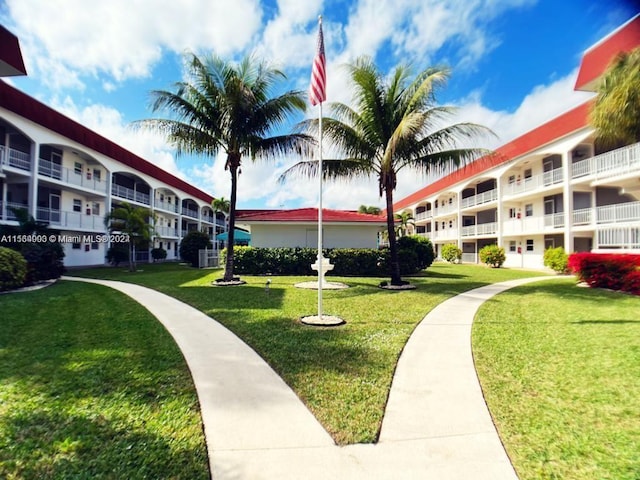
[
  {"x1": 562, "y1": 151, "x2": 573, "y2": 252},
  {"x1": 28, "y1": 141, "x2": 39, "y2": 219},
  {"x1": 496, "y1": 174, "x2": 503, "y2": 247}
]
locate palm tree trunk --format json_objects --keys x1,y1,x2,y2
[
  {"x1": 224, "y1": 158, "x2": 239, "y2": 281},
  {"x1": 385, "y1": 187, "x2": 402, "y2": 285}
]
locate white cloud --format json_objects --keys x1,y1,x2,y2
[{"x1": 5, "y1": 0, "x2": 263, "y2": 86}]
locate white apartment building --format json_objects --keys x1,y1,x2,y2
[
  {"x1": 394, "y1": 16, "x2": 640, "y2": 268},
  {"x1": 0, "y1": 75, "x2": 223, "y2": 267}
]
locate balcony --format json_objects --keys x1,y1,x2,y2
[
  {"x1": 0, "y1": 145, "x2": 31, "y2": 171},
  {"x1": 503, "y1": 168, "x2": 563, "y2": 196},
  {"x1": 36, "y1": 208, "x2": 104, "y2": 230},
  {"x1": 597, "y1": 227, "x2": 640, "y2": 249},
  {"x1": 0, "y1": 201, "x2": 29, "y2": 221},
  {"x1": 182, "y1": 207, "x2": 199, "y2": 219},
  {"x1": 431, "y1": 228, "x2": 458, "y2": 241},
  {"x1": 572, "y1": 142, "x2": 640, "y2": 181},
  {"x1": 201, "y1": 213, "x2": 215, "y2": 224},
  {"x1": 433, "y1": 204, "x2": 457, "y2": 217},
  {"x1": 461, "y1": 222, "x2": 497, "y2": 237},
  {"x1": 155, "y1": 225, "x2": 179, "y2": 237},
  {"x1": 38, "y1": 158, "x2": 108, "y2": 194},
  {"x1": 154, "y1": 199, "x2": 179, "y2": 213},
  {"x1": 111, "y1": 184, "x2": 150, "y2": 205},
  {"x1": 543, "y1": 212, "x2": 565, "y2": 228},
  {"x1": 573, "y1": 201, "x2": 640, "y2": 227},
  {"x1": 461, "y1": 189, "x2": 497, "y2": 209},
  {"x1": 415, "y1": 210, "x2": 433, "y2": 221}
]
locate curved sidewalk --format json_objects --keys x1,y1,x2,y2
[{"x1": 64, "y1": 275, "x2": 552, "y2": 479}]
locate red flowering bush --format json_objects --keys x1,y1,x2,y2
[{"x1": 568, "y1": 252, "x2": 640, "y2": 295}]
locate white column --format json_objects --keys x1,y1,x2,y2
[
  {"x1": 29, "y1": 141, "x2": 39, "y2": 219},
  {"x1": 562, "y1": 151, "x2": 573, "y2": 252}
]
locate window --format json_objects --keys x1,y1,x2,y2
[
  {"x1": 72, "y1": 243, "x2": 81, "y2": 250},
  {"x1": 525, "y1": 204, "x2": 533, "y2": 217},
  {"x1": 526, "y1": 239, "x2": 534, "y2": 252},
  {"x1": 91, "y1": 242, "x2": 99, "y2": 250},
  {"x1": 92, "y1": 202, "x2": 100, "y2": 216},
  {"x1": 508, "y1": 175, "x2": 516, "y2": 185},
  {"x1": 159, "y1": 241, "x2": 163, "y2": 250},
  {"x1": 509, "y1": 241, "x2": 516, "y2": 252},
  {"x1": 524, "y1": 168, "x2": 532, "y2": 179},
  {"x1": 160, "y1": 194, "x2": 164, "y2": 202},
  {"x1": 442, "y1": 222, "x2": 445, "y2": 229},
  {"x1": 509, "y1": 208, "x2": 517, "y2": 218},
  {"x1": 449, "y1": 220, "x2": 453, "y2": 228},
  {"x1": 73, "y1": 199, "x2": 82, "y2": 213},
  {"x1": 74, "y1": 162, "x2": 82, "y2": 175},
  {"x1": 93, "y1": 169, "x2": 101, "y2": 181},
  {"x1": 448, "y1": 197, "x2": 453, "y2": 205}
]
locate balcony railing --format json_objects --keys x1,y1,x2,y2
[
  {"x1": 433, "y1": 204, "x2": 457, "y2": 217},
  {"x1": 201, "y1": 214, "x2": 215, "y2": 224},
  {"x1": 38, "y1": 158, "x2": 107, "y2": 193},
  {"x1": 461, "y1": 222, "x2": 497, "y2": 237},
  {"x1": 503, "y1": 167, "x2": 563, "y2": 196},
  {"x1": 543, "y1": 212, "x2": 565, "y2": 228},
  {"x1": 155, "y1": 226, "x2": 179, "y2": 237},
  {"x1": 461, "y1": 189, "x2": 498, "y2": 209},
  {"x1": 111, "y1": 184, "x2": 150, "y2": 205},
  {"x1": 415, "y1": 210, "x2": 433, "y2": 221},
  {"x1": 597, "y1": 227, "x2": 640, "y2": 249},
  {"x1": 573, "y1": 201, "x2": 640, "y2": 227},
  {"x1": 572, "y1": 142, "x2": 640, "y2": 181},
  {"x1": 182, "y1": 207, "x2": 199, "y2": 219},
  {"x1": 35, "y1": 208, "x2": 104, "y2": 230},
  {"x1": 0, "y1": 201, "x2": 29, "y2": 221},
  {"x1": 0, "y1": 145, "x2": 31, "y2": 171},
  {"x1": 154, "y1": 199, "x2": 179, "y2": 213},
  {"x1": 431, "y1": 228, "x2": 458, "y2": 240}
]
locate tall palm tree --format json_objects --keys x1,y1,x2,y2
[
  {"x1": 212, "y1": 196, "x2": 230, "y2": 248},
  {"x1": 136, "y1": 53, "x2": 311, "y2": 281},
  {"x1": 394, "y1": 210, "x2": 415, "y2": 237},
  {"x1": 282, "y1": 57, "x2": 492, "y2": 285},
  {"x1": 104, "y1": 202, "x2": 155, "y2": 272},
  {"x1": 589, "y1": 47, "x2": 640, "y2": 148}
]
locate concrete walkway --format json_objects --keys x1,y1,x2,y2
[{"x1": 64, "y1": 275, "x2": 552, "y2": 479}]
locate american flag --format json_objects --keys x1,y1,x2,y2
[{"x1": 309, "y1": 18, "x2": 326, "y2": 106}]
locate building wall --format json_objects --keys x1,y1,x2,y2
[{"x1": 250, "y1": 224, "x2": 382, "y2": 249}]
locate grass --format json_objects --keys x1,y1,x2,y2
[
  {"x1": 68, "y1": 261, "x2": 546, "y2": 444},
  {"x1": 0, "y1": 281, "x2": 209, "y2": 479},
  {"x1": 473, "y1": 279, "x2": 640, "y2": 480}
]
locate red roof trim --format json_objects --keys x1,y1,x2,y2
[
  {"x1": 237, "y1": 208, "x2": 387, "y2": 223},
  {"x1": 393, "y1": 101, "x2": 591, "y2": 211},
  {"x1": 0, "y1": 81, "x2": 214, "y2": 203},
  {"x1": 575, "y1": 15, "x2": 640, "y2": 91},
  {"x1": 0, "y1": 26, "x2": 27, "y2": 77}
]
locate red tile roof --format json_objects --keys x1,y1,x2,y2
[
  {"x1": 0, "y1": 26, "x2": 27, "y2": 77},
  {"x1": 0, "y1": 80, "x2": 214, "y2": 204},
  {"x1": 237, "y1": 208, "x2": 387, "y2": 223},
  {"x1": 393, "y1": 101, "x2": 591, "y2": 211},
  {"x1": 575, "y1": 14, "x2": 640, "y2": 91}
]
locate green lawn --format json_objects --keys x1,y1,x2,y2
[
  {"x1": 68, "y1": 262, "x2": 546, "y2": 444},
  {"x1": 473, "y1": 279, "x2": 640, "y2": 480},
  {"x1": 0, "y1": 281, "x2": 209, "y2": 479}
]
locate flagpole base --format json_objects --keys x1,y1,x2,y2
[{"x1": 300, "y1": 314, "x2": 345, "y2": 327}]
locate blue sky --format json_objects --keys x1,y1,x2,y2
[{"x1": 1, "y1": 0, "x2": 637, "y2": 210}]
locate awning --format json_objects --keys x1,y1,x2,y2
[{"x1": 216, "y1": 229, "x2": 251, "y2": 242}]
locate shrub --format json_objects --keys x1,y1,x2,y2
[
  {"x1": 0, "y1": 247, "x2": 28, "y2": 291},
  {"x1": 179, "y1": 231, "x2": 212, "y2": 267},
  {"x1": 20, "y1": 241, "x2": 65, "y2": 283},
  {"x1": 151, "y1": 247, "x2": 167, "y2": 261},
  {"x1": 107, "y1": 245, "x2": 129, "y2": 266},
  {"x1": 397, "y1": 235, "x2": 435, "y2": 272},
  {"x1": 621, "y1": 270, "x2": 640, "y2": 296},
  {"x1": 441, "y1": 244, "x2": 462, "y2": 263},
  {"x1": 568, "y1": 252, "x2": 640, "y2": 293},
  {"x1": 479, "y1": 244, "x2": 506, "y2": 268},
  {"x1": 543, "y1": 246, "x2": 569, "y2": 274}
]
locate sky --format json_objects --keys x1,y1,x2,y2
[{"x1": 1, "y1": 0, "x2": 638, "y2": 210}]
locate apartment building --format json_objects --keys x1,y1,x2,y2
[
  {"x1": 0, "y1": 81, "x2": 223, "y2": 267},
  {"x1": 393, "y1": 16, "x2": 640, "y2": 269}
]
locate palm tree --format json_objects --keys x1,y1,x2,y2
[
  {"x1": 358, "y1": 204, "x2": 381, "y2": 215},
  {"x1": 104, "y1": 202, "x2": 155, "y2": 272},
  {"x1": 136, "y1": 53, "x2": 311, "y2": 282},
  {"x1": 282, "y1": 57, "x2": 492, "y2": 285},
  {"x1": 589, "y1": 47, "x2": 640, "y2": 148},
  {"x1": 212, "y1": 196, "x2": 230, "y2": 248},
  {"x1": 394, "y1": 210, "x2": 415, "y2": 237}
]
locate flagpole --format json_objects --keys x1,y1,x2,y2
[{"x1": 317, "y1": 97, "x2": 323, "y2": 321}]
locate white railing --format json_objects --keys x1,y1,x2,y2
[
  {"x1": 182, "y1": 207, "x2": 199, "y2": 219},
  {"x1": 431, "y1": 228, "x2": 458, "y2": 240},
  {"x1": 111, "y1": 184, "x2": 150, "y2": 205},
  {"x1": 503, "y1": 167, "x2": 563, "y2": 196},
  {"x1": 0, "y1": 201, "x2": 29, "y2": 220},
  {"x1": 461, "y1": 222, "x2": 497, "y2": 237},
  {"x1": 155, "y1": 226, "x2": 179, "y2": 237},
  {"x1": 572, "y1": 142, "x2": 640, "y2": 181},
  {"x1": 597, "y1": 227, "x2": 640, "y2": 249},
  {"x1": 572, "y1": 202, "x2": 640, "y2": 227},
  {"x1": 36, "y1": 207, "x2": 61, "y2": 224},
  {"x1": 544, "y1": 212, "x2": 565, "y2": 228},
  {"x1": 415, "y1": 210, "x2": 433, "y2": 221},
  {"x1": 38, "y1": 158, "x2": 107, "y2": 193},
  {"x1": 154, "y1": 199, "x2": 179, "y2": 213},
  {"x1": 201, "y1": 214, "x2": 215, "y2": 224},
  {"x1": 572, "y1": 208, "x2": 592, "y2": 225},
  {"x1": 433, "y1": 204, "x2": 457, "y2": 217},
  {"x1": 0, "y1": 145, "x2": 31, "y2": 171},
  {"x1": 461, "y1": 189, "x2": 498, "y2": 209}
]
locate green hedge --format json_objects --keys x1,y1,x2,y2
[
  {"x1": 0, "y1": 247, "x2": 28, "y2": 291},
  {"x1": 221, "y1": 236, "x2": 434, "y2": 276}
]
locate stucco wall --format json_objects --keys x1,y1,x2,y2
[{"x1": 249, "y1": 224, "x2": 382, "y2": 249}]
